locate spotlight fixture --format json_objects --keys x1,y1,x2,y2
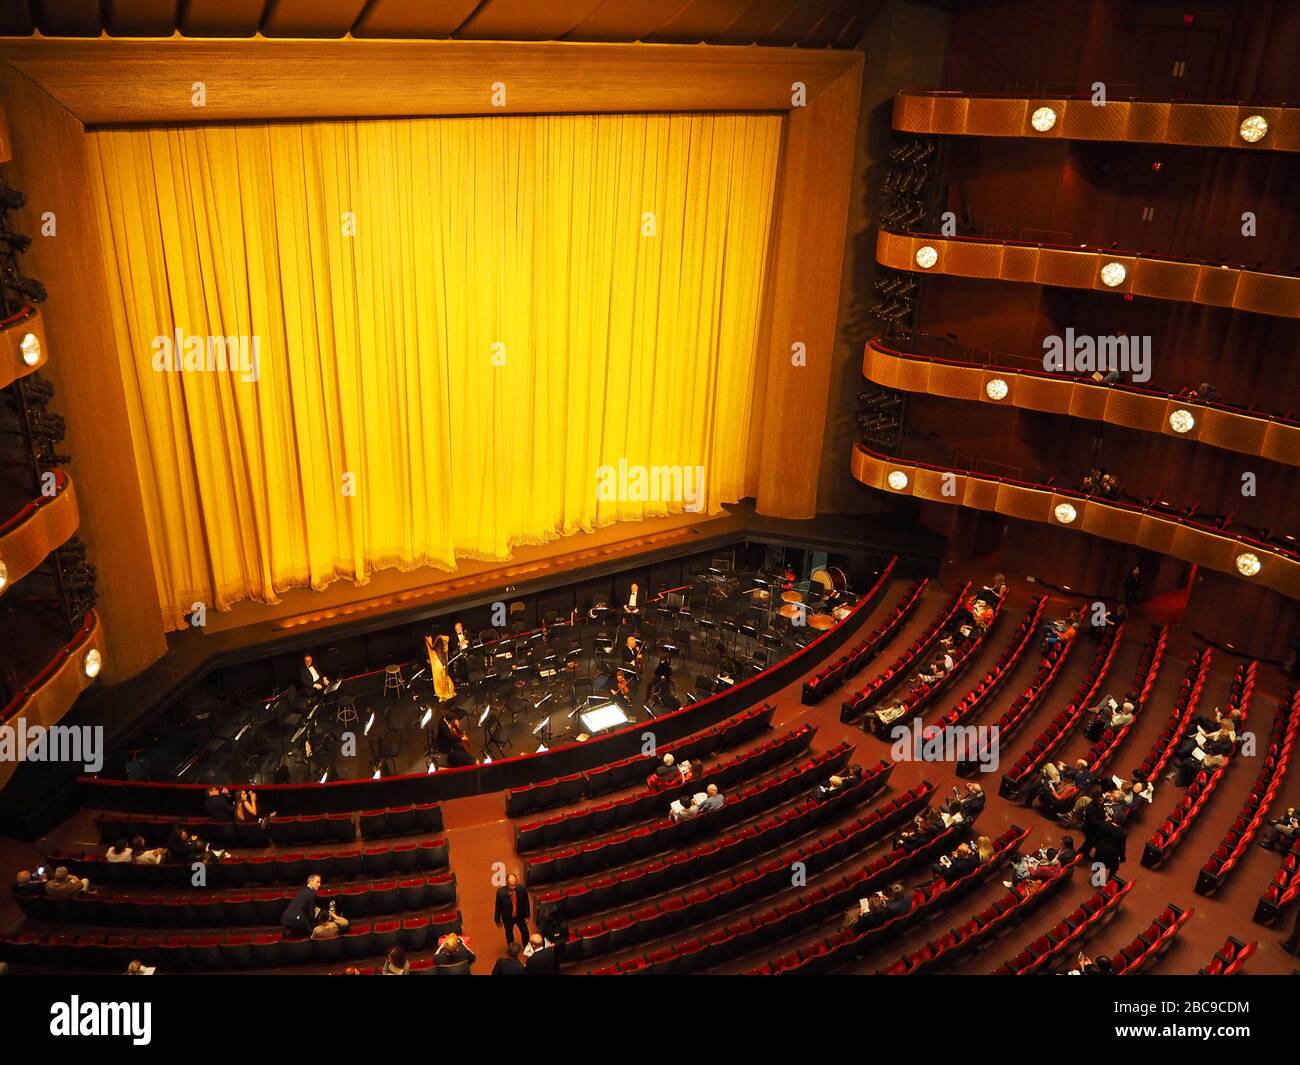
[
  {"x1": 20, "y1": 332, "x2": 40, "y2": 366},
  {"x1": 1235, "y1": 552, "x2": 1261, "y2": 577},
  {"x1": 886, "y1": 470, "x2": 909, "y2": 491},
  {"x1": 1054, "y1": 502, "x2": 1078, "y2": 524},
  {"x1": 1168, "y1": 408, "x2": 1195, "y2": 434},
  {"x1": 1238, "y1": 115, "x2": 1268, "y2": 143},
  {"x1": 1030, "y1": 106, "x2": 1058, "y2": 132},
  {"x1": 985, "y1": 378, "x2": 1009, "y2": 401},
  {"x1": 914, "y1": 245, "x2": 938, "y2": 269},
  {"x1": 1099, "y1": 261, "x2": 1127, "y2": 287},
  {"x1": 83, "y1": 648, "x2": 102, "y2": 679}
]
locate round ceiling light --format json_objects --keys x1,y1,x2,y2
[
  {"x1": 1099, "y1": 262, "x2": 1127, "y2": 287},
  {"x1": 1054, "y1": 502, "x2": 1077, "y2": 525},
  {"x1": 1238, "y1": 115, "x2": 1268, "y2": 143},
  {"x1": 1030, "y1": 106, "x2": 1058, "y2": 132},
  {"x1": 886, "y1": 470, "x2": 909, "y2": 491},
  {"x1": 985, "y1": 378, "x2": 1009, "y2": 401},
  {"x1": 1235, "y1": 552, "x2": 1260, "y2": 577},
  {"x1": 1168, "y1": 408, "x2": 1195, "y2": 434},
  {"x1": 83, "y1": 648, "x2": 103, "y2": 679},
  {"x1": 915, "y1": 245, "x2": 938, "y2": 269},
  {"x1": 20, "y1": 332, "x2": 41, "y2": 366}
]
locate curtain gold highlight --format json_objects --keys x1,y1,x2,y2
[{"x1": 88, "y1": 113, "x2": 781, "y2": 628}]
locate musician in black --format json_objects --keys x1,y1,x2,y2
[
  {"x1": 621, "y1": 634, "x2": 643, "y2": 672},
  {"x1": 450, "y1": 620, "x2": 473, "y2": 684},
  {"x1": 298, "y1": 654, "x2": 330, "y2": 692}
]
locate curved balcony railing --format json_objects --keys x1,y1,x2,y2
[
  {"x1": 893, "y1": 89, "x2": 1300, "y2": 152},
  {"x1": 850, "y1": 440, "x2": 1300, "y2": 600},
  {"x1": 876, "y1": 230, "x2": 1300, "y2": 317},
  {"x1": 863, "y1": 334, "x2": 1300, "y2": 466},
  {"x1": 0, "y1": 467, "x2": 79, "y2": 595}
]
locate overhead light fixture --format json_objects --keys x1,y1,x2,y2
[
  {"x1": 1100, "y1": 262, "x2": 1127, "y2": 287},
  {"x1": 914, "y1": 245, "x2": 938, "y2": 269},
  {"x1": 83, "y1": 648, "x2": 102, "y2": 679},
  {"x1": 1054, "y1": 502, "x2": 1078, "y2": 524},
  {"x1": 1168, "y1": 409, "x2": 1195, "y2": 434},
  {"x1": 1238, "y1": 115, "x2": 1268, "y2": 143},
  {"x1": 886, "y1": 470, "x2": 909, "y2": 491},
  {"x1": 1030, "y1": 106, "x2": 1058, "y2": 132},
  {"x1": 1235, "y1": 552, "x2": 1260, "y2": 577},
  {"x1": 985, "y1": 378, "x2": 1009, "y2": 401},
  {"x1": 20, "y1": 332, "x2": 40, "y2": 366}
]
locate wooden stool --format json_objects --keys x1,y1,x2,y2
[{"x1": 383, "y1": 664, "x2": 404, "y2": 698}]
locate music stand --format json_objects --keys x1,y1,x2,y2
[
  {"x1": 482, "y1": 709, "x2": 509, "y2": 759},
  {"x1": 532, "y1": 713, "x2": 555, "y2": 749}
]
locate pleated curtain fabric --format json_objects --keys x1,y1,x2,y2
[{"x1": 88, "y1": 113, "x2": 782, "y2": 629}]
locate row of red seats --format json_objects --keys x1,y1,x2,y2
[
  {"x1": 1198, "y1": 687, "x2": 1297, "y2": 895},
  {"x1": 48, "y1": 837, "x2": 450, "y2": 889},
  {"x1": 993, "y1": 875, "x2": 1132, "y2": 975},
  {"x1": 92, "y1": 801, "x2": 444, "y2": 849},
  {"x1": 15, "y1": 872, "x2": 457, "y2": 928},
  {"x1": 1256, "y1": 835, "x2": 1300, "y2": 925},
  {"x1": 929, "y1": 596, "x2": 1046, "y2": 736},
  {"x1": 748, "y1": 825, "x2": 1030, "y2": 975},
  {"x1": 1076, "y1": 625, "x2": 1169, "y2": 778},
  {"x1": 1133, "y1": 647, "x2": 1215, "y2": 783},
  {"x1": 557, "y1": 775, "x2": 927, "y2": 962},
  {"x1": 514, "y1": 724, "x2": 814, "y2": 853},
  {"x1": 521, "y1": 743, "x2": 859, "y2": 885},
  {"x1": 588, "y1": 792, "x2": 968, "y2": 975},
  {"x1": 1048, "y1": 624, "x2": 1169, "y2": 808},
  {"x1": 999, "y1": 624, "x2": 1123, "y2": 795},
  {"x1": 1199, "y1": 935, "x2": 1257, "y2": 975},
  {"x1": 864, "y1": 595, "x2": 1011, "y2": 738},
  {"x1": 802, "y1": 576, "x2": 924, "y2": 703},
  {"x1": 505, "y1": 704, "x2": 776, "y2": 816},
  {"x1": 1111, "y1": 903, "x2": 1191, "y2": 974},
  {"x1": 840, "y1": 581, "x2": 973, "y2": 723},
  {"x1": 534, "y1": 761, "x2": 904, "y2": 924},
  {"x1": 0, "y1": 909, "x2": 463, "y2": 972},
  {"x1": 878, "y1": 858, "x2": 1078, "y2": 974},
  {"x1": 1141, "y1": 659, "x2": 1251, "y2": 866}
]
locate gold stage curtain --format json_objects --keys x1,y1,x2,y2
[{"x1": 88, "y1": 114, "x2": 782, "y2": 629}]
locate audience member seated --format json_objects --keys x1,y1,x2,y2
[
  {"x1": 45, "y1": 866, "x2": 89, "y2": 900},
  {"x1": 524, "y1": 932, "x2": 559, "y2": 975},
  {"x1": 942, "y1": 782, "x2": 985, "y2": 822},
  {"x1": 1260, "y1": 807, "x2": 1300, "y2": 851},
  {"x1": 203, "y1": 786, "x2": 236, "y2": 822},
  {"x1": 13, "y1": 869, "x2": 47, "y2": 899},
  {"x1": 105, "y1": 839, "x2": 134, "y2": 863},
  {"x1": 434, "y1": 933, "x2": 476, "y2": 969},
  {"x1": 380, "y1": 946, "x2": 410, "y2": 975},
  {"x1": 492, "y1": 943, "x2": 527, "y2": 975},
  {"x1": 647, "y1": 753, "x2": 685, "y2": 792},
  {"x1": 234, "y1": 788, "x2": 274, "y2": 831},
  {"x1": 130, "y1": 835, "x2": 166, "y2": 865},
  {"x1": 893, "y1": 808, "x2": 945, "y2": 851},
  {"x1": 816, "y1": 764, "x2": 864, "y2": 802},
  {"x1": 1068, "y1": 951, "x2": 1115, "y2": 975},
  {"x1": 1083, "y1": 693, "x2": 1133, "y2": 740},
  {"x1": 931, "y1": 842, "x2": 979, "y2": 884},
  {"x1": 1022, "y1": 761, "x2": 1069, "y2": 810}
]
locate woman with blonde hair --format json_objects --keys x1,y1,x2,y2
[{"x1": 976, "y1": 835, "x2": 995, "y2": 864}]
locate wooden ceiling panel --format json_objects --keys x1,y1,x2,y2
[
  {"x1": 707, "y1": 0, "x2": 798, "y2": 45},
  {"x1": 642, "y1": 0, "x2": 754, "y2": 45},
  {"x1": 33, "y1": 0, "x2": 101, "y2": 37},
  {"x1": 561, "y1": 0, "x2": 694, "y2": 43},
  {"x1": 105, "y1": 1, "x2": 180, "y2": 37},
  {"x1": 352, "y1": 0, "x2": 481, "y2": 39},
  {"x1": 763, "y1": 1, "x2": 838, "y2": 47},
  {"x1": 802, "y1": 2, "x2": 863, "y2": 49},
  {"x1": 457, "y1": 0, "x2": 614, "y2": 41},
  {"x1": 262, "y1": 0, "x2": 369, "y2": 39},
  {"x1": 179, "y1": 0, "x2": 266, "y2": 38}
]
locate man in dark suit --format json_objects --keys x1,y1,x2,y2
[
  {"x1": 281, "y1": 874, "x2": 322, "y2": 935},
  {"x1": 883, "y1": 883, "x2": 913, "y2": 919},
  {"x1": 494, "y1": 873, "x2": 531, "y2": 946},
  {"x1": 1092, "y1": 817, "x2": 1128, "y2": 877},
  {"x1": 298, "y1": 654, "x2": 329, "y2": 692},
  {"x1": 524, "y1": 933, "x2": 559, "y2": 975},
  {"x1": 203, "y1": 786, "x2": 235, "y2": 822},
  {"x1": 492, "y1": 943, "x2": 527, "y2": 975}
]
